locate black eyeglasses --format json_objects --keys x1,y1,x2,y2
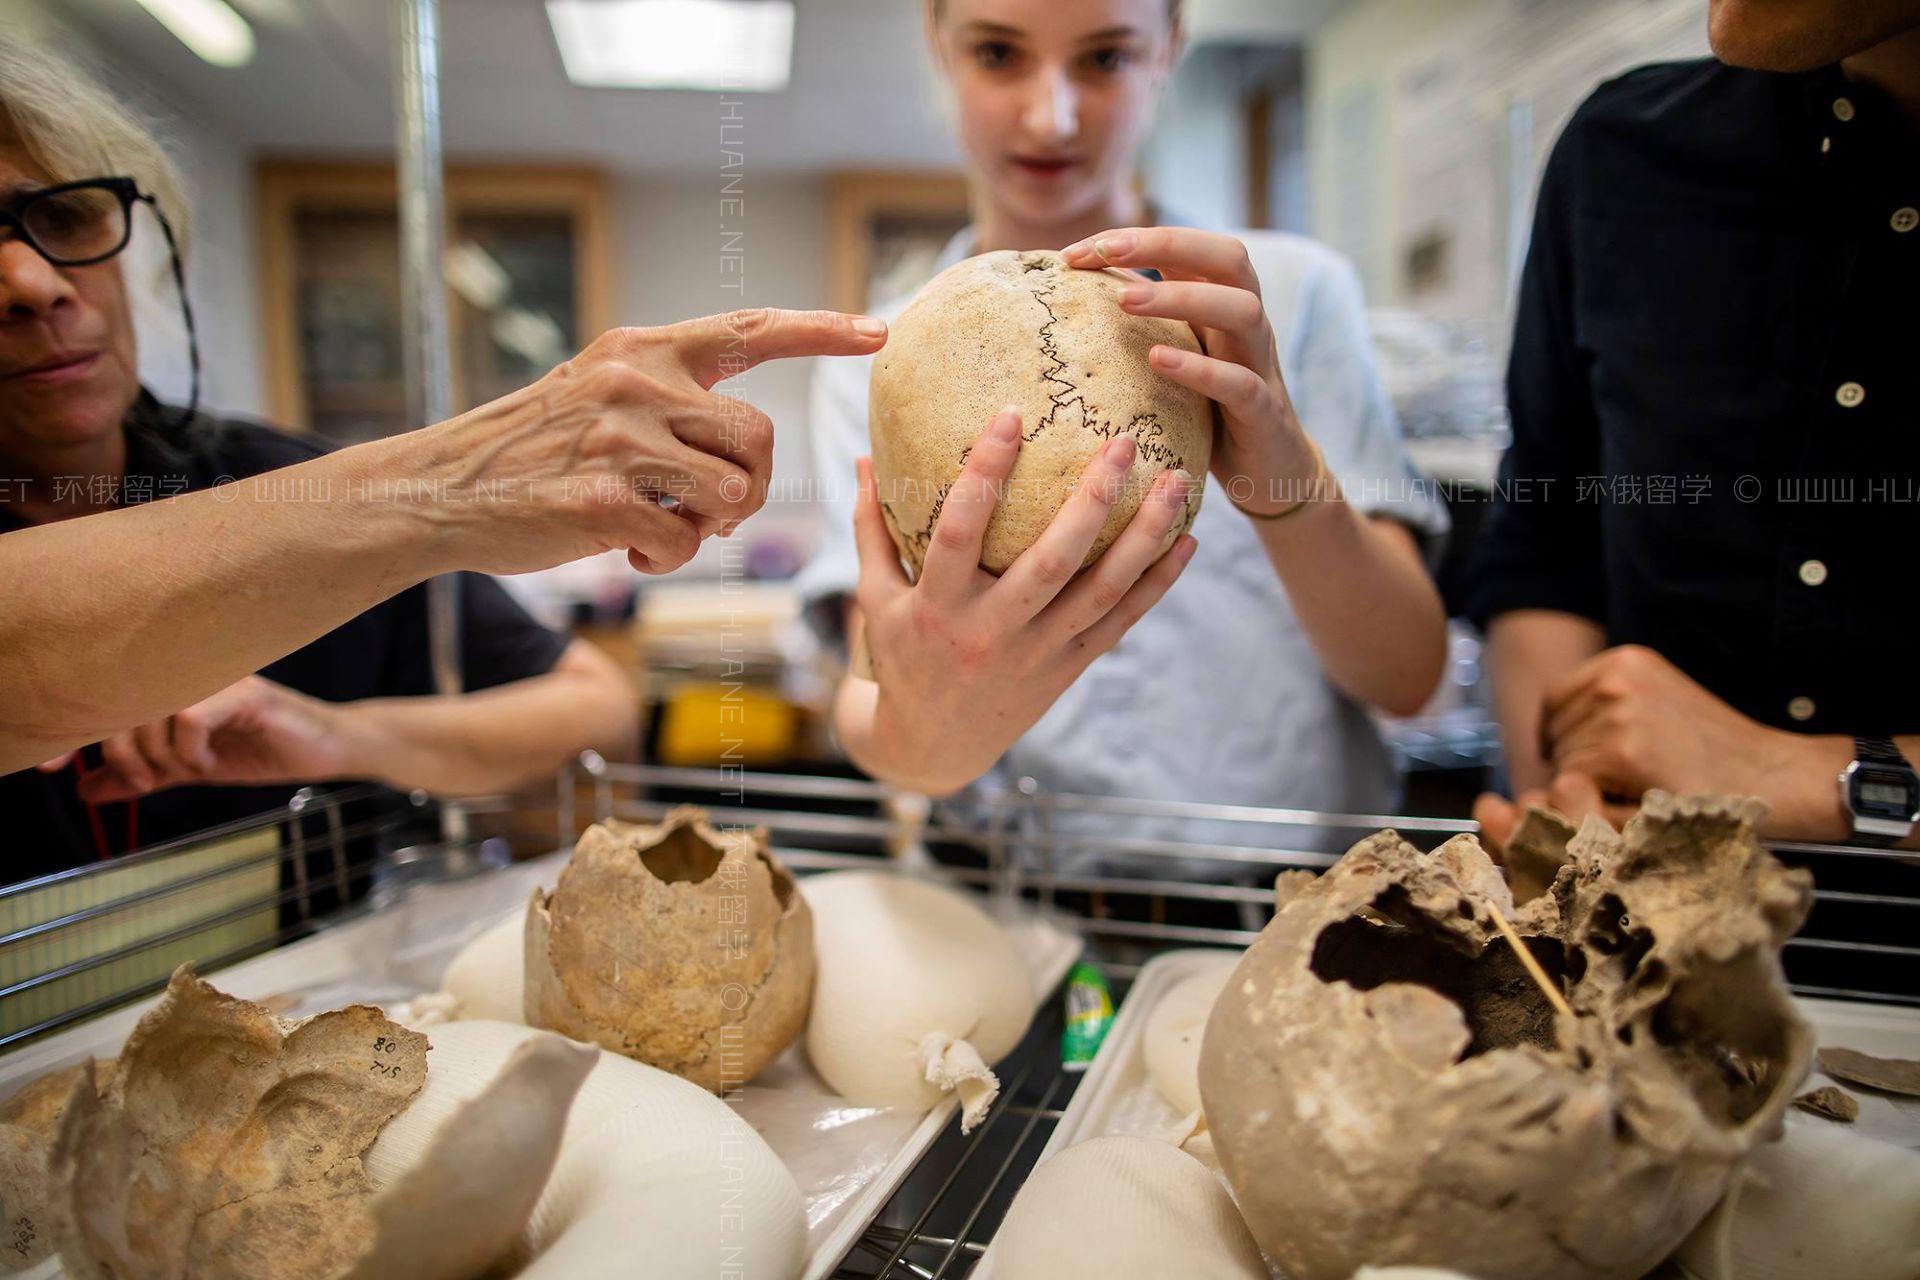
[
  {"x1": 1, "y1": 176, "x2": 148, "y2": 265},
  {"x1": 1, "y1": 176, "x2": 200, "y2": 425}
]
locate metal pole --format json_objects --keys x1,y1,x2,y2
[{"x1": 392, "y1": 0, "x2": 467, "y2": 848}]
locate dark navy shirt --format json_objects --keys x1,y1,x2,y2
[
  {"x1": 0, "y1": 395, "x2": 571, "y2": 878},
  {"x1": 1467, "y1": 59, "x2": 1919, "y2": 739}
]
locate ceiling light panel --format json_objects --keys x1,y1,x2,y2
[{"x1": 546, "y1": 0, "x2": 795, "y2": 92}]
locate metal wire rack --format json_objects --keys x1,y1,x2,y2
[
  {"x1": 5, "y1": 758, "x2": 1915, "y2": 1278},
  {"x1": 568, "y1": 759, "x2": 1920, "y2": 1279},
  {"x1": 569, "y1": 758, "x2": 1920, "y2": 998},
  {"x1": 0, "y1": 783, "x2": 520, "y2": 1051}
]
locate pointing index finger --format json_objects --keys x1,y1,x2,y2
[{"x1": 674, "y1": 307, "x2": 887, "y2": 389}]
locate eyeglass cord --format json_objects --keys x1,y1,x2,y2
[{"x1": 146, "y1": 200, "x2": 200, "y2": 431}]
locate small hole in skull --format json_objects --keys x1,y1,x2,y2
[
  {"x1": 1585, "y1": 893, "x2": 1655, "y2": 980},
  {"x1": 638, "y1": 824, "x2": 725, "y2": 885}
]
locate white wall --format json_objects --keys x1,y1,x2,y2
[
  {"x1": 1141, "y1": 43, "x2": 1309, "y2": 235},
  {"x1": 2, "y1": 0, "x2": 267, "y2": 418},
  {"x1": 1142, "y1": 48, "x2": 1250, "y2": 232},
  {"x1": 1306, "y1": 0, "x2": 1710, "y2": 329},
  {"x1": 613, "y1": 172, "x2": 831, "y2": 562}
]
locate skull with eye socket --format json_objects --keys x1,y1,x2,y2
[{"x1": 1198, "y1": 792, "x2": 1815, "y2": 1280}]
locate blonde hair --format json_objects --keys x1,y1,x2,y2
[{"x1": 0, "y1": 36, "x2": 190, "y2": 256}]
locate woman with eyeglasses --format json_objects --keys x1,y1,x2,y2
[
  {"x1": 0, "y1": 42, "x2": 885, "y2": 872},
  {"x1": 800, "y1": 0, "x2": 1449, "y2": 844}
]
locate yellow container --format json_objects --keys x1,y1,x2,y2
[{"x1": 656, "y1": 683, "x2": 799, "y2": 766}]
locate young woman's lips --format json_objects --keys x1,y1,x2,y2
[
  {"x1": 1011, "y1": 157, "x2": 1077, "y2": 179},
  {"x1": 14, "y1": 353, "x2": 101, "y2": 384}
]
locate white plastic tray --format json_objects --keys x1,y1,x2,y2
[
  {"x1": 0, "y1": 856, "x2": 1082, "y2": 1280},
  {"x1": 975, "y1": 949, "x2": 1920, "y2": 1280},
  {"x1": 971, "y1": 948, "x2": 1235, "y2": 1280}
]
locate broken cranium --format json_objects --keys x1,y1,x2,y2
[
  {"x1": 1198, "y1": 792, "x2": 1814, "y2": 1280},
  {"x1": 41, "y1": 967, "x2": 594, "y2": 1280},
  {"x1": 51, "y1": 967, "x2": 430, "y2": 1280},
  {"x1": 525, "y1": 808, "x2": 814, "y2": 1091},
  {"x1": 0, "y1": 1059, "x2": 114, "y2": 1270}
]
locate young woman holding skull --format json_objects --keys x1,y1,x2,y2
[{"x1": 800, "y1": 0, "x2": 1449, "y2": 828}]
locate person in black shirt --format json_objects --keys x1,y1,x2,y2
[
  {"x1": 0, "y1": 392, "x2": 639, "y2": 877},
  {"x1": 1468, "y1": 3, "x2": 1920, "y2": 851},
  {"x1": 0, "y1": 42, "x2": 890, "y2": 873}
]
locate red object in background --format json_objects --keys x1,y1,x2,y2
[{"x1": 70, "y1": 751, "x2": 137, "y2": 860}]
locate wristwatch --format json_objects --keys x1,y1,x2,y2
[{"x1": 1838, "y1": 736, "x2": 1920, "y2": 847}]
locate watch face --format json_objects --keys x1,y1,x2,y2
[{"x1": 1850, "y1": 765, "x2": 1920, "y2": 821}]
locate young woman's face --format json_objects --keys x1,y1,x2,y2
[{"x1": 932, "y1": 0, "x2": 1178, "y2": 230}]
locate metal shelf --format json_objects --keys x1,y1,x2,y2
[{"x1": 6, "y1": 756, "x2": 1917, "y2": 1279}]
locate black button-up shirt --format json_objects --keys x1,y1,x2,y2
[{"x1": 1467, "y1": 59, "x2": 1919, "y2": 739}]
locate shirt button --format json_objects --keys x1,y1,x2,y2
[
  {"x1": 1834, "y1": 97, "x2": 1856, "y2": 122},
  {"x1": 1836, "y1": 381, "x2": 1866, "y2": 408},
  {"x1": 1895, "y1": 207, "x2": 1919, "y2": 233},
  {"x1": 1798, "y1": 559, "x2": 1828, "y2": 587},
  {"x1": 1788, "y1": 696, "x2": 1817, "y2": 722}
]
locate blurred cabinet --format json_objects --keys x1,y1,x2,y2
[
  {"x1": 826, "y1": 171, "x2": 970, "y2": 315},
  {"x1": 257, "y1": 162, "x2": 614, "y2": 442}
]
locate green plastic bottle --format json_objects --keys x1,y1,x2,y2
[{"x1": 1061, "y1": 961, "x2": 1115, "y2": 1072}]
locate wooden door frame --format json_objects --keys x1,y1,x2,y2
[
  {"x1": 255, "y1": 160, "x2": 615, "y2": 430},
  {"x1": 824, "y1": 170, "x2": 971, "y2": 315}
]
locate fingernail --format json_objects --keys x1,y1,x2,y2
[
  {"x1": 1093, "y1": 234, "x2": 1135, "y2": 260},
  {"x1": 993, "y1": 409, "x2": 1022, "y2": 442},
  {"x1": 1063, "y1": 239, "x2": 1089, "y2": 257},
  {"x1": 1150, "y1": 345, "x2": 1181, "y2": 368},
  {"x1": 853, "y1": 316, "x2": 887, "y2": 337},
  {"x1": 1174, "y1": 534, "x2": 1198, "y2": 564},
  {"x1": 1119, "y1": 282, "x2": 1153, "y2": 306},
  {"x1": 1107, "y1": 435, "x2": 1137, "y2": 467},
  {"x1": 1160, "y1": 469, "x2": 1191, "y2": 507}
]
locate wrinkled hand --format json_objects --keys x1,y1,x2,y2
[
  {"x1": 422, "y1": 307, "x2": 886, "y2": 576},
  {"x1": 1061, "y1": 227, "x2": 1322, "y2": 517},
  {"x1": 39, "y1": 676, "x2": 351, "y2": 803},
  {"x1": 852, "y1": 409, "x2": 1196, "y2": 793}
]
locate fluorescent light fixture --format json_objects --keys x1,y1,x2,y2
[
  {"x1": 132, "y1": 0, "x2": 255, "y2": 67},
  {"x1": 445, "y1": 241, "x2": 512, "y2": 312},
  {"x1": 492, "y1": 308, "x2": 568, "y2": 366},
  {"x1": 546, "y1": 0, "x2": 795, "y2": 92}
]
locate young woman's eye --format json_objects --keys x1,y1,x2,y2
[
  {"x1": 973, "y1": 40, "x2": 1016, "y2": 70},
  {"x1": 1084, "y1": 46, "x2": 1133, "y2": 73}
]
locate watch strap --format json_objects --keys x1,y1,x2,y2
[
  {"x1": 1855, "y1": 736, "x2": 1907, "y2": 766},
  {"x1": 1848, "y1": 736, "x2": 1916, "y2": 848}
]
